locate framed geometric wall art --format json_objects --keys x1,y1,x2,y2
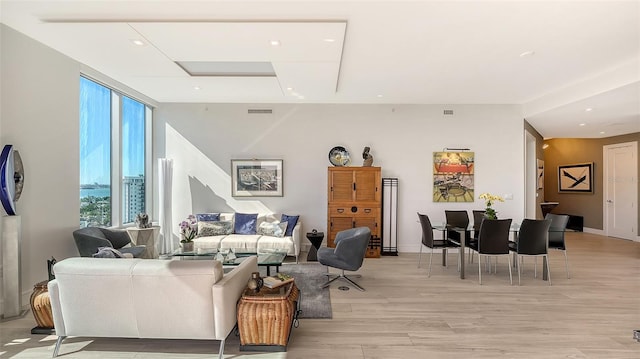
[
  {"x1": 537, "y1": 159, "x2": 544, "y2": 190},
  {"x1": 433, "y1": 151, "x2": 474, "y2": 202},
  {"x1": 231, "y1": 159, "x2": 283, "y2": 197},
  {"x1": 558, "y1": 163, "x2": 593, "y2": 193}
]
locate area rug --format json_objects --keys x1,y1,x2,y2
[{"x1": 262, "y1": 263, "x2": 332, "y2": 319}]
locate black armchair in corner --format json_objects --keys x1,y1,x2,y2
[
  {"x1": 317, "y1": 227, "x2": 371, "y2": 291},
  {"x1": 73, "y1": 227, "x2": 146, "y2": 258}
]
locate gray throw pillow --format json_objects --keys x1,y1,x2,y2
[
  {"x1": 197, "y1": 221, "x2": 233, "y2": 237},
  {"x1": 93, "y1": 247, "x2": 126, "y2": 258}
]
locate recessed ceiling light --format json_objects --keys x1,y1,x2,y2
[
  {"x1": 519, "y1": 51, "x2": 535, "y2": 57},
  {"x1": 270, "y1": 40, "x2": 281, "y2": 46},
  {"x1": 579, "y1": 123, "x2": 586, "y2": 126},
  {"x1": 323, "y1": 38, "x2": 336, "y2": 43},
  {"x1": 193, "y1": 86, "x2": 201, "y2": 90},
  {"x1": 286, "y1": 87, "x2": 294, "y2": 91},
  {"x1": 600, "y1": 131, "x2": 606, "y2": 134},
  {"x1": 377, "y1": 94, "x2": 383, "y2": 98},
  {"x1": 585, "y1": 108, "x2": 593, "y2": 112},
  {"x1": 131, "y1": 39, "x2": 145, "y2": 46}
]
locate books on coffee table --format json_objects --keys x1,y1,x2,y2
[{"x1": 263, "y1": 274, "x2": 294, "y2": 289}]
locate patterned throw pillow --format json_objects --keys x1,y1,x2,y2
[
  {"x1": 93, "y1": 247, "x2": 129, "y2": 258},
  {"x1": 280, "y1": 214, "x2": 299, "y2": 237},
  {"x1": 257, "y1": 221, "x2": 288, "y2": 238},
  {"x1": 197, "y1": 221, "x2": 233, "y2": 237},
  {"x1": 234, "y1": 213, "x2": 258, "y2": 234},
  {"x1": 196, "y1": 213, "x2": 220, "y2": 222}
]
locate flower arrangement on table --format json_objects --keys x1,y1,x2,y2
[
  {"x1": 179, "y1": 214, "x2": 198, "y2": 244},
  {"x1": 478, "y1": 193, "x2": 504, "y2": 220}
]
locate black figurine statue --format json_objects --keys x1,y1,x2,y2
[{"x1": 362, "y1": 146, "x2": 373, "y2": 167}]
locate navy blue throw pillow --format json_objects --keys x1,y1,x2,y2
[
  {"x1": 196, "y1": 213, "x2": 220, "y2": 222},
  {"x1": 234, "y1": 213, "x2": 258, "y2": 234},
  {"x1": 281, "y1": 214, "x2": 299, "y2": 237}
]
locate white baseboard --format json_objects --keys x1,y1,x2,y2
[
  {"x1": 584, "y1": 227, "x2": 640, "y2": 241},
  {"x1": 583, "y1": 227, "x2": 604, "y2": 235}
]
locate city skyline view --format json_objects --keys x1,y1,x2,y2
[{"x1": 79, "y1": 77, "x2": 145, "y2": 186}]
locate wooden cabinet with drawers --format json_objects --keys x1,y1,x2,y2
[{"x1": 327, "y1": 167, "x2": 381, "y2": 248}]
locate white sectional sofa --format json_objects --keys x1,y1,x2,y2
[
  {"x1": 192, "y1": 213, "x2": 302, "y2": 262},
  {"x1": 48, "y1": 256, "x2": 257, "y2": 359}
]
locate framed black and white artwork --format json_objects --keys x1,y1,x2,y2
[
  {"x1": 231, "y1": 159, "x2": 283, "y2": 197},
  {"x1": 558, "y1": 163, "x2": 593, "y2": 193}
]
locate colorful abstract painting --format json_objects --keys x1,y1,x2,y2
[{"x1": 433, "y1": 151, "x2": 475, "y2": 202}]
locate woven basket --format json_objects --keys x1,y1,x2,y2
[{"x1": 237, "y1": 282, "x2": 299, "y2": 346}]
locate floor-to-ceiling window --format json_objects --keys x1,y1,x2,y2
[{"x1": 79, "y1": 77, "x2": 152, "y2": 228}]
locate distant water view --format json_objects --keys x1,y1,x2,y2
[{"x1": 80, "y1": 187, "x2": 110, "y2": 198}]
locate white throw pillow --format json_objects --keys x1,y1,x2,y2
[{"x1": 257, "y1": 221, "x2": 288, "y2": 238}]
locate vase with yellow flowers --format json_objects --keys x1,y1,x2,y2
[{"x1": 478, "y1": 193, "x2": 504, "y2": 220}]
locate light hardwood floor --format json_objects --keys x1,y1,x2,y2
[{"x1": 1, "y1": 232, "x2": 638, "y2": 358}]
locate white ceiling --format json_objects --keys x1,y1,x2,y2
[{"x1": 1, "y1": 0, "x2": 638, "y2": 138}]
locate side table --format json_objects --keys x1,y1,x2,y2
[
  {"x1": 305, "y1": 231, "x2": 324, "y2": 261},
  {"x1": 237, "y1": 282, "x2": 300, "y2": 352},
  {"x1": 126, "y1": 226, "x2": 160, "y2": 259}
]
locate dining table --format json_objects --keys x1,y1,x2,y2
[
  {"x1": 433, "y1": 225, "x2": 469, "y2": 279},
  {"x1": 432, "y1": 222, "x2": 561, "y2": 281}
]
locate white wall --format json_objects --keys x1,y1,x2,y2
[
  {"x1": 0, "y1": 25, "x2": 81, "y2": 306},
  {"x1": 154, "y1": 103, "x2": 526, "y2": 252}
]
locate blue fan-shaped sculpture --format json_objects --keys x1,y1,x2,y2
[{"x1": 0, "y1": 145, "x2": 24, "y2": 216}]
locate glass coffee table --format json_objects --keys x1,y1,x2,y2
[{"x1": 171, "y1": 248, "x2": 287, "y2": 276}]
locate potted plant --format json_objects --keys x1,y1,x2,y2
[
  {"x1": 179, "y1": 214, "x2": 197, "y2": 252},
  {"x1": 478, "y1": 193, "x2": 504, "y2": 220}
]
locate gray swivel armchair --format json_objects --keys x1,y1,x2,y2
[
  {"x1": 317, "y1": 227, "x2": 371, "y2": 291},
  {"x1": 73, "y1": 227, "x2": 146, "y2": 258}
]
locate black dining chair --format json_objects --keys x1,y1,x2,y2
[
  {"x1": 510, "y1": 219, "x2": 552, "y2": 285},
  {"x1": 468, "y1": 218, "x2": 513, "y2": 285},
  {"x1": 545, "y1": 213, "x2": 571, "y2": 278},
  {"x1": 445, "y1": 210, "x2": 470, "y2": 245},
  {"x1": 417, "y1": 213, "x2": 460, "y2": 277},
  {"x1": 468, "y1": 210, "x2": 485, "y2": 262}
]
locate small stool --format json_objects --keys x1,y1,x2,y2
[{"x1": 306, "y1": 232, "x2": 324, "y2": 261}]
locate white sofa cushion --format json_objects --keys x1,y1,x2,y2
[
  {"x1": 257, "y1": 235, "x2": 295, "y2": 255},
  {"x1": 193, "y1": 235, "x2": 226, "y2": 250},
  {"x1": 131, "y1": 259, "x2": 223, "y2": 339},
  {"x1": 53, "y1": 258, "x2": 141, "y2": 337},
  {"x1": 219, "y1": 234, "x2": 260, "y2": 251}
]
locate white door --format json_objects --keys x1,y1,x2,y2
[{"x1": 604, "y1": 141, "x2": 638, "y2": 241}]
